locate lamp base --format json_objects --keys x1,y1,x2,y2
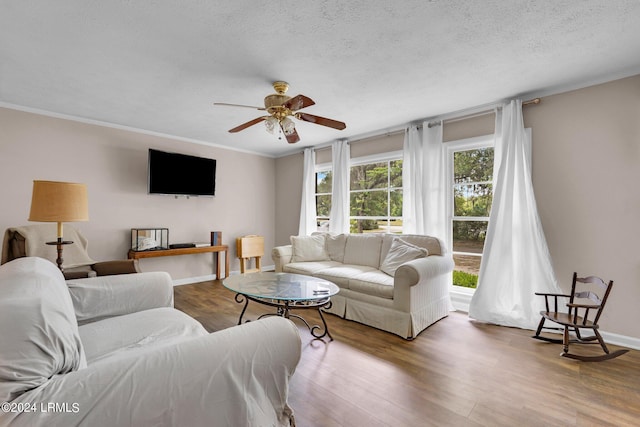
[{"x1": 46, "y1": 239, "x2": 74, "y2": 271}]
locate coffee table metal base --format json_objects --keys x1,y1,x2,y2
[{"x1": 234, "y1": 293, "x2": 334, "y2": 340}]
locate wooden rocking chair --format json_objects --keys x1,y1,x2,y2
[{"x1": 532, "y1": 272, "x2": 628, "y2": 362}]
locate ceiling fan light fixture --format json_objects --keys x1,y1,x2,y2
[
  {"x1": 265, "y1": 116, "x2": 278, "y2": 134},
  {"x1": 218, "y1": 81, "x2": 346, "y2": 143},
  {"x1": 281, "y1": 117, "x2": 296, "y2": 135}
]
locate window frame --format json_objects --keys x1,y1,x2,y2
[
  {"x1": 314, "y1": 162, "x2": 332, "y2": 232},
  {"x1": 348, "y1": 151, "x2": 403, "y2": 234},
  {"x1": 445, "y1": 134, "x2": 495, "y2": 292}
]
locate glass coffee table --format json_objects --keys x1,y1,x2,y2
[{"x1": 223, "y1": 272, "x2": 339, "y2": 340}]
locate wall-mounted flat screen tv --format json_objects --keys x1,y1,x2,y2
[{"x1": 148, "y1": 148, "x2": 216, "y2": 196}]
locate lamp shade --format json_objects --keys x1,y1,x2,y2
[{"x1": 28, "y1": 181, "x2": 89, "y2": 223}]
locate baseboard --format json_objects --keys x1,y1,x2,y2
[
  {"x1": 600, "y1": 331, "x2": 640, "y2": 350},
  {"x1": 449, "y1": 287, "x2": 640, "y2": 350},
  {"x1": 173, "y1": 274, "x2": 216, "y2": 286},
  {"x1": 171, "y1": 264, "x2": 276, "y2": 286}
]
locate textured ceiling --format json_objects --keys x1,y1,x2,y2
[{"x1": 1, "y1": 1, "x2": 640, "y2": 157}]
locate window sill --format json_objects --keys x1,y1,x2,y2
[{"x1": 450, "y1": 285, "x2": 475, "y2": 312}]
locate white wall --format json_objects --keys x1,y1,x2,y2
[{"x1": 0, "y1": 107, "x2": 276, "y2": 280}]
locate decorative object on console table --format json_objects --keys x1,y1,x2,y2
[
  {"x1": 28, "y1": 180, "x2": 89, "y2": 271},
  {"x1": 236, "y1": 235, "x2": 264, "y2": 273},
  {"x1": 169, "y1": 243, "x2": 196, "y2": 249},
  {"x1": 211, "y1": 231, "x2": 222, "y2": 246},
  {"x1": 131, "y1": 228, "x2": 169, "y2": 251}
]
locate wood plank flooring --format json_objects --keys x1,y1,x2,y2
[{"x1": 174, "y1": 280, "x2": 640, "y2": 427}]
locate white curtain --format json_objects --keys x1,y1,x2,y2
[
  {"x1": 422, "y1": 121, "x2": 448, "y2": 243},
  {"x1": 469, "y1": 100, "x2": 560, "y2": 330},
  {"x1": 402, "y1": 125, "x2": 425, "y2": 234},
  {"x1": 298, "y1": 148, "x2": 317, "y2": 236},
  {"x1": 329, "y1": 139, "x2": 350, "y2": 233},
  {"x1": 402, "y1": 122, "x2": 448, "y2": 243}
]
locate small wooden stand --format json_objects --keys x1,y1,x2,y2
[
  {"x1": 236, "y1": 235, "x2": 264, "y2": 274},
  {"x1": 46, "y1": 238, "x2": 73, "y2": 272}
]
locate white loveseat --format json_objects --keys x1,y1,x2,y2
[
  {"x1": 0, "y1": 257, "x2": 300, "y2": 427},
  {"x1": 273, "y1": 233, "x2": 455, "y2": 339}
]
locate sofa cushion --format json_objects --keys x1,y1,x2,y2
[
  {"x1": 348, "y1": 270, "x2": 395, "y2": 299},
  {"x1": 0, "y1": 257, "x2": 87, "y2": 403},
  {"x1": 342, "y1": 234, "x2": 383, "y2": 268},
  {"x1": 311, "y1": 232, "x2": 347, "y2": 262},
  {"x1": 291, "y1": 235, "x2": 330, "y2": 262},
  {"x1": 380, "y1": 238, "x2": 428, "y2": 276},
  {"x1": 283, "y1": 260, "x2": 342, "y2": 276},
  {"x1": 314, "y1": 264, "x2": 378, "y2": 289},
  {"x1": 79, "y1": 307, "x2": 208, "y2": 364}
]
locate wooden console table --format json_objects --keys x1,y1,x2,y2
[{"x1": 128, "y1": 245, "x2": 229, "y2": 279}]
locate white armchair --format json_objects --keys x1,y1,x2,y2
[{"x1": 0, "y1": 257, "x2": 300, "y2": 427}]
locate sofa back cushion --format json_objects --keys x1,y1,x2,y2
[
  {"x1": 342, "y1": 234, "x2": 383, "y2": 268},
  {"x1": 290, "y1": 235, "x2": 330, "y2": 262},
  {"x1": 325, "y1": 234, "x2": 347, "y2": 262},
  {"x1": 0, "y1": 257, "x2": 87, "y2": 403}
]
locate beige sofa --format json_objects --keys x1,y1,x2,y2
[
  {"x1": 0, "y1": 257, "x2": 300, "y2": 427},
  {"x1": 273, "y1": 233, "x2": 454, "y2": 339}
]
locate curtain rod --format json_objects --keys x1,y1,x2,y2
[
  {"x1": 302, "y1": 97, "x2": 541, "y2": 153},
  {"x1": 427, "y1": 98, "x2": 540, "y2": 128}
]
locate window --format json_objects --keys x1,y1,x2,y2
[
  {"x1": 349, "y1": 155, "x2": 403, "y2": 233},
  {"x1": 315, "y1": 167, "x2": 332, "y2": 231},
  {"x1": 447, "y1": 135, "x2": 494, "y2": 289}
]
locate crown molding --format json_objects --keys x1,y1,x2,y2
[{"x1": 0, "y1": 102, "x2": 276, "y2": 159}]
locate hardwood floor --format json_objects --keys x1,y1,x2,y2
[{"x1": 174, "y1": 280, "x2": 640, "y2": 427}]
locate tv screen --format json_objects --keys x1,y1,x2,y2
[{"x1": 148, "y1": 149, "x2": 216, "y2": 196}]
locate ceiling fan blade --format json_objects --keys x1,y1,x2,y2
[
  {"x1": 228, "y1": 116, "x2": 267, "y2": 133},
  {"x1": 282, "y1": 126, "x2": 300, "y2": 144},
  {"x1": 282, "y1": 95, "x2": 315, "y2": 111},
  {"x1": 296, "y1": 113, "x2": 346, "y2": 130},
  {"x1": 215, "y1": 102, "x2": 266, "y2": 111}
]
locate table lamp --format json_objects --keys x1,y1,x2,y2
[{"x1": 28, "y1": 180, "x2": 89, "y2": 271}]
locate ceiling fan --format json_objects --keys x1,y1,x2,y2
[{"x1": 214, "y1": 81, "x2": 346, "y2": 144}]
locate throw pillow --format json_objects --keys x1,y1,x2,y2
[
  {"x1": 380, "y1": 238, "x2": 428, "y2": 277},
  {"x1": 291, "y1": 235, "x2": 330, "y2": 262}
]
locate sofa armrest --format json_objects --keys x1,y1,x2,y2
[
  {"x1": 66, "y1": 271, "x2": 174, "y2": 325},
  {"x1": 394, "y1": 255, "x2": 455, "y2": 287},
  {"x1": 272, "y1": 245, "x2": 293, "y2": 273},
  {"x1": 6, "y1": 317, "x2": 301, "y2": 427},
  {"x1": 393, "y1": 255, "x2": 455, "y2": 312}
]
